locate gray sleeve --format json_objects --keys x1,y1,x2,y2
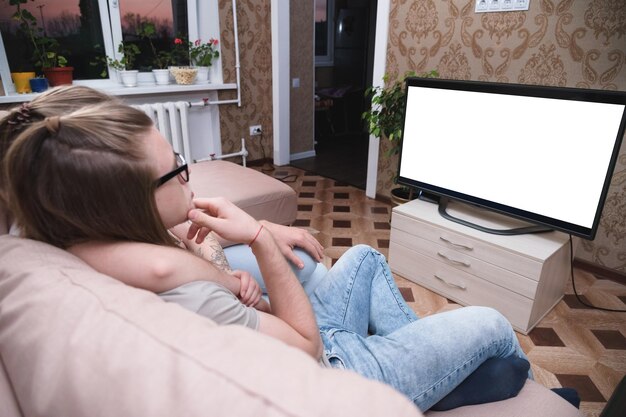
[{"x1": 159, "y1": 281, "x2": 259, "y2": 330}]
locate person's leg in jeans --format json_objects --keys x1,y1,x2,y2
[
  {"x1": 311, "y1": 245, "x2": 530, "y2": 411},
  {"x1": 310, "y1": 244, "x2": 418, "y2": 336},
  {"x1": 224, "y1": 244, "x2": 327, "y2": 296}
]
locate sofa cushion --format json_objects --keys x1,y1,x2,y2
[
  {"x1": 425, "y1": 379, "x2": 581, "y2": 417},
  {"x1": 189, "y1": 160, "x2": 297, "y2": 225},
  {"x1": 0, "y1": 236, "x2": 420, "y2": 417}
]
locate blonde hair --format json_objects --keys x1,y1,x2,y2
[
  {"x1": 4, "y1": 101, "x2": 176, "y2": 248},
  {"x1": 0, "y1": 85, "x2": 116, "y2": 204}
]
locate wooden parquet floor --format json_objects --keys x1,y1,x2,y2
[{"x1": 259, "y1": 164, "x2": 625, "y2": 417}]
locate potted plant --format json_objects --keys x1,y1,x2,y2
[
  {"x1": 36, "y1": 37, "x2": 72, "y2": 86},
  {"x1": 117, "y1": 41, "x2": 141, "y2": 87},
  {"x1": 169, "y1": 37, "x2": 197, "y2": 85},
  {"x1": 10, "y1": 71, "x2": 36, "y2": 94},
  {"x1": 7, "y1": 0, "x2": 73, "y2": 87},
  {"x1": 28, "y1": 75, "x2": 48, "y2": 93},
  {"x1": 362, "y1": 69, "x2": 438, "y2": 205},
  {"x1": 104, "y1": 56, "x2": 125, "y2": 82},
  {"x1": 188, "y1": 38, "x2": 219, "y2": 83},
  {"x1": 90, "y1": 44, "x2": 124, "y2": 82},
  {"x1": 138, "y1": 22, "x2": 173, "y2": 85}
]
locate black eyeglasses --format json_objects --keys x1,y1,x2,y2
[{"x1": 154, "y1": 152, "x2": 189, "y2": 188}]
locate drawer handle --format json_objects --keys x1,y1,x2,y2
[
  {"x1": 439, "y1": 236, "x2": 474, "y2": 251},
  {"x1": 434, "y1": 274, "x2": 467, "y2": 290},
  {"x1": 437, "y1": 252, "x2": 471, "y2": 267}
]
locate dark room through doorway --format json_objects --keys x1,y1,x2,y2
[{"x1": 290, "y1": 0, "x2": 377, "y2": 190}]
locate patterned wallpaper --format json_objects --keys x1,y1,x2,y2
[
  {"x1": 290, "y1": 1, "x2": 315, "y2": 155},
  {"x1": 218, "y1": 0, "x2": 274, "y2": 161},
  {"x1": 217, "y1": 0, "x2": 313, "y2": 161},
  {"x1": 382, "y1": 0, "x2": 626, "y2": 273}
]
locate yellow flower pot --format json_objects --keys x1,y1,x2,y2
[{"x1": 11, "y1": 72, "x2": 36, "y2": 94}]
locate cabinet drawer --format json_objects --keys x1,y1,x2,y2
[
  {"x1": 389, "y1": 242, "x2": 533, "y2": 332},
  {"x1": 391, "y1": 213, "x2": 543, "y2": 279},
  {"x1": 390, "y1": 228, "x2": 539, "y2": 299}
]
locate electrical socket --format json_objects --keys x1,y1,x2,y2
[{"x1": 249, "y1": 125, "x2": 262, "y2": 136}]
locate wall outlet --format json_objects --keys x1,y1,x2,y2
[{"x1": 249, "y1": 125, "x2": 262, "y2": 136}]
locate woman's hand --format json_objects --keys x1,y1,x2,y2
[
  {"x1": 261, "y1": 221, "x2": 324, "y2": 269},
  {"x1": 231, "y1": 269, "x2": 262, "y2": 307},
  {"x1": 187, "y1": 197, "x2": 260, "y2": 245}
]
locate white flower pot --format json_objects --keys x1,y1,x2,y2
[
  {"x1": 153, "y1": 69, "x2": 170, "y2": 85},
  {"x1": 194, "y1": 66, "x2": 210, "y2": 84},
  {"x1": 119, "y1": 70, "x2": 138, "y2": 87}
]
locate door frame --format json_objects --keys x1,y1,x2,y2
[{"x1": 271, "y1": 0, "x2": 389, "y2": 198}]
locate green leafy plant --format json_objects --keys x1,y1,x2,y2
[
  {"x1": 138, "y1": 21, "x2": 174, "y2": 69},
  {"x1": 363, "y1": 70, "x2": 439, "y2": 157},
  {"x1": 172, "y1": 37, "x2": 190, "y2": 66},
  {"x1": 6, "y1": 0, "x2": 67, "y2": 69},
  {"x1": 363, "y1": 70, "x2": 438, "y2": 199},
  {"x1": 189, "y1": 38, "x2": 220, "y2": 67},
  {"x1": 118, "y1": 41, "x2": 141, "y2": 71},
  {"x1": 90, "y1": 45, "x2": 125, "y2": 77}
]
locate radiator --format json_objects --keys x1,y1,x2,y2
[
  {"x1": 133, "y1": 101, "x2": 248, "y2": 166},
  {"x1": 133, "y1": 102, "x2": 192, "y2": 163}
]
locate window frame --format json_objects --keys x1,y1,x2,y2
[
  {"x1": 1, "y1": 0, "x2": 224, "y2": 98},
  {"x1": 315, "y1": 0, "x2": 334, "y2": 67}
]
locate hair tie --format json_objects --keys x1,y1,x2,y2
[
  {"x1": 45, "y1": 116, "x2": 61, "y2": 135},
  {"x1": 6, "y1": 102, "x2": 32, "y2": 131}
]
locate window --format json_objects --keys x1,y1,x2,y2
[
  {"x1": 105, "y1": 0, "x2": 189, "y2": 74},
  {"x1": 0, "y1": 0, "x2": 218, "y2": 82},
  {"x1": 315, "y1": 0, "x2": 333, "y2": 66}
]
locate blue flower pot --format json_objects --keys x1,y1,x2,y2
[{"x1": 29, "y1": 77, "x2": 49, "y2": 93}]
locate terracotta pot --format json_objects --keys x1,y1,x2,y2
[
  {"x1": 10, "y1": 72, "x2": 36, "y2": 94},
  {"x1": 43, "y1": 67, "x2": 74, "y2": 87}
]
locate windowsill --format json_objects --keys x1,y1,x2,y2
[{"x1": 0, "y1": 79, "x2": 238, "y2": 104}]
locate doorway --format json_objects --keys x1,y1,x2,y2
[{"x1": 290, "y1": 0, "x2": 377, "y2": 189}]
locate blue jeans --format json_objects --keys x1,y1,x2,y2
[
  {"x1": 224, "y1": 244, "x2": 328, "y2": 295},
  {"x1": 310, "y1": 245, "x2": 530, "y2": 411}
]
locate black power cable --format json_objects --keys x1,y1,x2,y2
[{"x1": 568, "y1": 236, "x2": 626, "y2": 313}]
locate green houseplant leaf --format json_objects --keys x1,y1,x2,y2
[{"x1": 362, "y1": 69, "x2": 439, "y2": 193}]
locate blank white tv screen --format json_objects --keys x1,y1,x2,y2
[{"x1": 398, "y1": 80, "x2": 626, "y2": 239}]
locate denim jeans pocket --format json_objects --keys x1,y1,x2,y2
[{"x1": 327, "y1": 354, "x2": 346, "y2": 370}]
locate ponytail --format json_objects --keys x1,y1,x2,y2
[{"x1": 5, "y1": 102, "x2": 176, "y2": 248}]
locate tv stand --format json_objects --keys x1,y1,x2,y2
[
  {"x1": 389, "y1": 198, "x2": 571, "y2": 334},
  {"x1": 438, "y1": 197, "x2": 553, "y2": 236}
]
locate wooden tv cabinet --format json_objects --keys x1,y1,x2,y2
[{"x1": 388, "y1": 198, "x2": 571, "y2": 334}]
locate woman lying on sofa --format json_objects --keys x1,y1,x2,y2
[
  {"x1": 3, "y1": 93, "x2": 536, "y2": 412},
  {"x1": 0, "y1": 86, "x2": 328, "y2": 307}
]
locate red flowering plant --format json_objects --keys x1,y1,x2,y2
[
  {"x1": 172, "y1": 37, "x2": 191, "y2": 66},
  {"x1": 189, "y1": 38, "x2": 220, "y2": 67}
]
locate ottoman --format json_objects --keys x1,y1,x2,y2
[{"x1": 188, "y1": 160, "x2": 297, "y2": 226}]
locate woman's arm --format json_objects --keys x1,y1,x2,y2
[
  {"x1": 189, "y1": 198, "x2": 322, "y2": 359},
  {"x1": 68, "y1": 241, "x2": 241, "y2": 294}
]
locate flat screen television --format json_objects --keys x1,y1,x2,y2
[{"x1": 397, "y1": 78, "x2": 626, "y2": 240}]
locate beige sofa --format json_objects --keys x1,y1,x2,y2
[
  {"x1": 0, "y1": 235, "x2": 580, "y2": 417},
  {"x1": 0, "y1": 211, "x2": 581, "y2": 416}
]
